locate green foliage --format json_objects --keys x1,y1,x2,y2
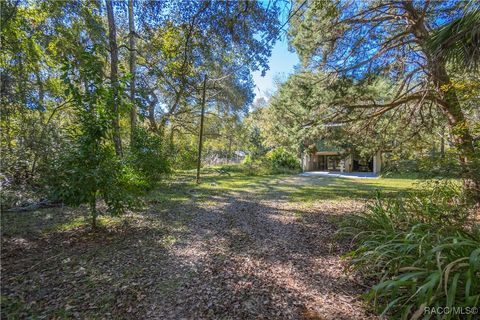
[
  {"x1": 240, "y1": 154, "x2": 264, "y2": 176},
  {"x1": 1, "y1": 0, "x2": 282, "y2": 211},
  {"x1": 130, "y1": 127, "x2": 171, "y2": 187},
  {"x1": 384, "y1": 153, "x2": 462, "y2": 178},
  {"x1": 242, "y1": 154, "x2": 254, "y2": 167},
  {"x1": 171, "y1": 137, "x2": 198, "y2": 170},
  {"x1": 418, "y1": 154, "x2": 462, "y2": 178},
  {"x1": 428, "y1": 3, "x2": 480, "y2": 72},
  {"x1": 43, "y1": 53, "x2": 143, "y2": 227},
  {"x1": 239, "y1": 148, "x2": 301, "y2": 175},
  {"x1": 265, "y1": 147, "x2": 301, "y2": 173},
  {"x1": 342, "y1": 180, "x2": 480, "y2": 319},
  {"x1": 45, "y1": 110, "x2": 142, "y2": 224}
]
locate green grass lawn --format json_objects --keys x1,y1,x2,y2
[
  {"x1": 1, "y1": 167, "x2": 423, "y2": 236},
  {"x1": 191, "y1": 167, "x2": 423, "y2": 202}
]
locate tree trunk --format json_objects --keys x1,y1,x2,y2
[
  {"x1": 147, "y1": 91, "x2": 158, "y2": 132},
  {"x1": 227, "y1": 133, "x2": 233, "y2": 163},
  {"x1": 128, "y1": 0, "x2": 137, "y2": 146},
  {"x1": 106, "y1": 0, "x2": 123, "y2": 157},
  {"x1": 90, "y1": 195, "x2": 97, "y2": 229},
  {"x1": 431, "y1": 51, "x2": 478, "y2": 199},
  {"x1": 404, "y1": 2, "x2": 478, "y2": 197},
  {"x1": 196, "y1": 75, "x2": 207, "y2": 184},
  {"x1": 169, "y1": 125, "x2": 175, "y2": 154},
  {"x1": 440, "y1": 129, "x2": 445, "y2": 158}
]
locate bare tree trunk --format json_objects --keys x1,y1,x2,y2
[
  {"x1": 106, "y1": 0, "x2": 123, "y2": 157},
  {"x1": 90, "y1": 195, "x2": 97, "y2": 229},
  {"x1": 128, "y1": 0, "x2": 137, "y2": 146},
  {"x1": 227, "y1": 133, "x2": 232, "y2": 163},
  {"x1": 196, "y1": 75, "x2": 207, "y2": 184},
  {"x1": 440, "y1": 127, "x2": 445, "y2": 158},
  {"x1": 147, "y1": 91, "x2": 158, "y2": 132}
]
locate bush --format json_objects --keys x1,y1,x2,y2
[
  {"x1": 239, "y1": 148, "x2": 301, "y2": 175},
  {"x1": 418, "y1": 153, "x2": 462, "y2": 178},
  {"x1": 342, "y1": 180, "x2": 480, "y2": 319},
  {"x1": 241, "y1": 154, "x2": 269, "y2": 175},
  {"x1": 46, "y1": 139, "x2": 144, "y2": 228},
  {"x1": 44, "y1": 103, "x2": 144, "y2": 228},
  {"x1": 172, "y1": 138, "x2": 198, "y2": 170},
  {"x1": 384, "y1": 153, "x2": 462, "y2": 179},
  {"x1": 383, "y1": 159, "x2": 420, "y2": 174},
  {"x1": 265, "y1": 147, "x2": 301, "y2": 173},
  {"x1": 130, "y1": 127, "x2": 171, "y2": 187}
]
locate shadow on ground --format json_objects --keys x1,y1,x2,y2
[{"x1": 0, "y1": 173, "x2": 399, "y2": 319}]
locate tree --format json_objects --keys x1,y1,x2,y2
[
  {"x1": 134, "y1": 0, "x2": 280, "y2": 135},
  {"x1": 48, "y1": 40, "x2": 140, "y2": 228},
  {"x1": 128, "y1": 0, "x2": 137, "y2": 145},
  {"x1": 0, "y1": 0, "x2": 283, "y2": 209},
  {"x1": 105, "y1": 0, "x2": 123, "y2": 157},
  {"x1": 288, "y1": 0, "x2": 479, "y2": 191},
  {"x1": 428, "y1": 4, "x2": 480, "y2": 71}
]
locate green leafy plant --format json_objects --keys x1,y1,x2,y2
[
  {"x1": 44, "y1": 54, "x2": 143, "y2": 228},
  {"x1": 342, "y1": 180, "x2": 480, "y2": 319},
  {"x1": 130, "y1": 127, "x2": 171, "y2": 187},
  {"x1": 265, "y1": 147, "x2": 301, "y2": 173},
  {"x1": 46, "y1": 109, "x2": 142, "y2": 228}
]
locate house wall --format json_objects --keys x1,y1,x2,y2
[
  {"x1": 302, "y1": 151, "x2": 383, "y2": 173},
  {"x1": 373, "y1": 151, "x2": 382, "y2": 174},
  {"x1": 301, "y1": 153, "x2": 313, "y2": 171},
  {"x1": 344, "y1": 154, "x2": 353, "y2": 172}
]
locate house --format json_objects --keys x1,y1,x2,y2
[{"x1": 301, "y1": 140, "x2": 384, "y2": 174}]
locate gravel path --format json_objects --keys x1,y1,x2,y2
[{"x1": 147, "y1": 188, "x2": 376, "y2": 319}]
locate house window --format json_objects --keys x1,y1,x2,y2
[
  {"x1": 317, "y1": 155, "x2": 325, "y2": 170},
  {"x1": 326, "y1": 155, "x2": 341, "y2": 171}
]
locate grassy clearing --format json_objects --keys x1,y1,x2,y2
[
  {"x1": 191, "y1": 166, "x2": 422, "y2": 203},
  {"x1": 2, "y1": 167, "x2": 422, "y2": 237},
  {"x1": 1, "y1": 166, "x2": 425, "y2": 318}
]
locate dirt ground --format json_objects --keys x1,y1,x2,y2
[{"x1": 2, "y1": 175, "x2": 379, "y2": 319}]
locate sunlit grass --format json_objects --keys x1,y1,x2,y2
[
  {"x1": 2, "y1": 166, "x2": 425, "y2": 237},
  {"x1": 173, "y1": 167, "x2": 424, "y2": 203},
  {"x1": 51, "y1": 216, "x2": 85, "y2": 231}
]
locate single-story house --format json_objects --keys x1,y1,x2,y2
[{"x1": 301, "y1": 140, "x2": 383, "y2": 174}]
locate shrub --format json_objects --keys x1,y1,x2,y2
[
  {"x1": 130, "y1": 127, "x2": 171, "y2": 187},
  {"x1": 265, "y1": 147, "x2": 301, "y2": 173},
  {"x1": 172, "y1": 138, "x2": 198, "y2": 170},
  {"x1": 240, "y1": 154, "x2": 269, "y2": 175},
  {"x1": 44, "y1": 99, "x2": 144, "y2": 228},
  {"x1": 384, "y1": 153, "x2": 462, "y2": 179},
  {"x1": 239, "y1": 149, "x2": 301, "y2": 175},
  {"x1": 342, "y1": 180, "x2": 480, "y2": 319},
  {"x1": 418, "y1": 153, "x2": 462, "y2": 178},
  {"x1": 46, "y1": 136, "x2": 144, "y2": 228}
]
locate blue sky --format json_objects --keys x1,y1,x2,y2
[{"x1": 252, "y1": 35, "x2": 299, "y2": 101}]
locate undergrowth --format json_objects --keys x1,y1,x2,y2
[{"x1": 342, "y1": 180, "x2": 480, "y2": 319}]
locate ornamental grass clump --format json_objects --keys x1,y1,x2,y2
[{"x1": 343, "y1": 180, "x2": 480, "y2": 319}]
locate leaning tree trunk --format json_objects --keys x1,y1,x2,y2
[
  {"x1": 404, "y1": 1, "x2": 479, "y2": 199},
  {"x1": 128, "y1": 0, "x2": 137, "y2": 146},
  {"x1": 106, "y1": 0, "x2": 123, "y2": 157},
  {"x1": 435, "y1": 75, "x2": 479, "y2": 199}
]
